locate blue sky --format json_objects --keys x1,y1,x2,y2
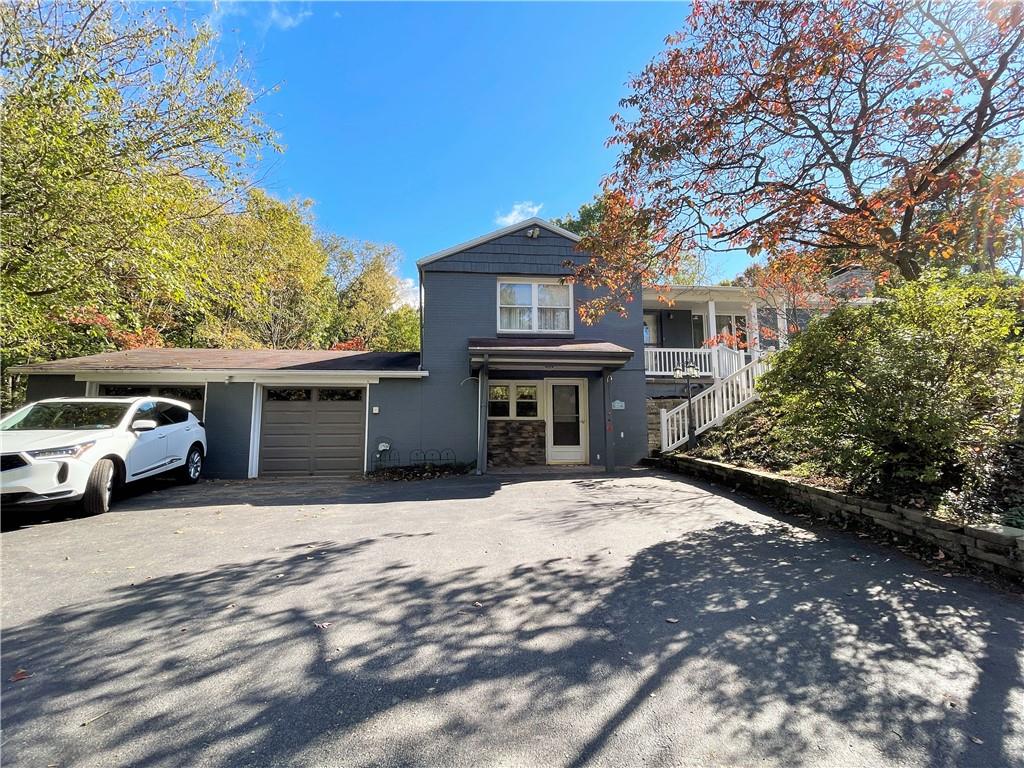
[{"x1": 189, "y1": 1, "x2": 747, "y2": 294}]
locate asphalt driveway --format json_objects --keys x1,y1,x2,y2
[{"x1": 2, "y1": 470, "x2": 1022, "y2": 768}]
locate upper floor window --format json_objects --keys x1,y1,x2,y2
[{"x1": 497, "y1": 278, "x2": 573, "y2": 334}]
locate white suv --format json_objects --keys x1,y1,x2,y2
[{"x1": 0, "y1": 397, "x2": 207, "y2": 515}]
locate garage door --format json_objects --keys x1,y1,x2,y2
[{"x1": 259, "y1": 387, "x2": 365, "y2": 476}]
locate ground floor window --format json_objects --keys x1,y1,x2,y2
[
  {"x1": 487, "y1": 381, "x2": 543, "y2": 420},
  {"x1": 97, "y1": 384, "x2": 205, "y2": 417}
]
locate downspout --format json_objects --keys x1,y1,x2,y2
[
  {"x1": 603, "y1": 368, "x2": 615, "y2": 472},
  {"x1": 417, "y1": 265, "x2": 425, "y2": 370}
]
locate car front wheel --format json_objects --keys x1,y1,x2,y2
[
  {"x1": 180, "y1": 445, "x2": 203, "y2": 484},
  {"x1": 82, "y1": 458, "x2": 116, "y2": 516}
]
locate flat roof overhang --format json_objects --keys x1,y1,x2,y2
[{"x1": 468, "y1": 338, "x2": 633, "y2": 372}]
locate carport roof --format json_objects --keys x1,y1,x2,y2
[{"x1": 12, "y1": 348, "x2": 423, "y2": 375}]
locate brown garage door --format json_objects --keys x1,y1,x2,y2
[{"x1": 259, "y1": 387, "x2": 365, "y2": 476}]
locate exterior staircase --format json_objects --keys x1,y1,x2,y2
[{"x1": 658, "y1": 356, "x2": 771, "y2": 453}]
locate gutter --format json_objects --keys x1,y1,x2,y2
[{"x1": 12, "y1": 368, "x2": 429, "y2": 383}]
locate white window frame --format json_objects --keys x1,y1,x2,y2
[
  {"x1": 496, "y1": 277, "x2": 574, "y2": 335},
  {"x1": 486, "y1": 380, "x2": 544, "y2": 421},
  {"x1": 715, "y1": 313, "x2": 749, "y2": 349}
]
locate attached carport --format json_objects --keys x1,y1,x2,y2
[{"x1": 12, "y1": 349, "x2": 428, "y2": 479}]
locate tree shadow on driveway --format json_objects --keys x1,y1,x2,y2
[{"x1": 2, "y1": 518, "x2": 1021, "y2": 767}]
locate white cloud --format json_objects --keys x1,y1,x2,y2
[
  {"x1": 206, "y1": 1, "x2": 312, "y2": 34},
  {"x1": 395, "y1": 277, "x2": 420, "y2": 309},
  {"x1": 265, "y1": 1, "x2": 312, "y2": 31},
  {"x1": 495, "y1": 201, "x2": 543, "y2": 227},
  {"x1": 206, "y1": 0, "x2": 248, "y2": 33}
]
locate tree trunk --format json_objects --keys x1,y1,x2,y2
[{"x1": 895, "y1": 251, "x2": 922, "y2": 280}]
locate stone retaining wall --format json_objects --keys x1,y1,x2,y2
[
  {"x1": 652, "y1": 454, "x2": 1024, "y2": 582},
  {"x1": 645, "y1": 398, "x2": 688, "y2": 455}
]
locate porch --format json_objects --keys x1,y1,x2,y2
[
  {"x1": 641, "y1": 285, "x2": 788, "y2": 380},
  {"x1": 644, "y1": 344, "x2": 746, "y2": 379}
]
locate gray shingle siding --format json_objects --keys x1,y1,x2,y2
[
  {"x1": 422, "y1": 229, "x2": 588, "y2": 275},
  {"x1": 419, "y1": 226, "x2": 648, "y2": 468}
]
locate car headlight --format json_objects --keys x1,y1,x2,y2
[{"x1": 28, "y1": 441, "x2": 96, "y2": 459}]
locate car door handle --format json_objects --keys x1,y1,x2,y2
[{"x1": 158, "y1": 434, "x2": 167, "y2": 440}]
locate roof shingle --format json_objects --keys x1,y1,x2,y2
[{"x1": 12, "y1": 348, "x2": 421, "y2": 374}]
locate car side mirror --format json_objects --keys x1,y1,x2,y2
[{"x1": 131, "y1": 419, "x2": 159, "y2": 432}]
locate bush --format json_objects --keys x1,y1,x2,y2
[
  {"x1": 943, "y1": 441, "x2": 1024, "y2": 528},
  {"x1": 757, "y1": 271, "x2": 1024, "y2": 501}
]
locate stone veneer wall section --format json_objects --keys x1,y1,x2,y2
[
  {"x1": 645, "y1": 398, "x2": 688, "y2": 455},
  {"x1": 653, "y1": 454, "x2": 1024, "y2": 582},
  {"x1": 488, "y1": 421, "x2": 546, "y2": 468}
]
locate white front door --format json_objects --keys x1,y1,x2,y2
[{"x1": 545, "y1": 378, "x2": 588, "y2": 464}]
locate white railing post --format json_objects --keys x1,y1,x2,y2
[{"x1": 659, "y1": 408, "x2": 669, "y2": 452}]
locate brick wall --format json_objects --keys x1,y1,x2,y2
[
  {"x1": 488, "y1": 421, "x2": 546, "y2": 467},
  {"x1": 653, "y1": 454, "x2": 1024, "y2": 582}
]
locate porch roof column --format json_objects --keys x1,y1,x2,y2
[
  {"x1": 707, "y1": 298, "x2": 717, "y2": 343},
  {"x1": 748, "y1": 300, "x2": 760, "y2": 357},
  {"x1": 476, "y1": 357, "x2": 489, "y2": 475},
  {"x1": 602, "y1": 368, "x2": 615, "y2": 472},
  {"x1": 776, "y1": 305, "x2": 789, "y2": 349}
]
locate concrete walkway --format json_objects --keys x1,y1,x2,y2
[{"x1": 2, "y1": 470, "x2": 1022, "y2": 767}]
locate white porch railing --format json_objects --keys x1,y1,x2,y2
[
  {"x1": 644, "y1": 344, "x2": 745, "y2": 378},
  {"x1": 659, "y1": 356, "x2": 771, "y2": 453}
]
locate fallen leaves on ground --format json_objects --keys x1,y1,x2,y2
[{"x1": 9, "y1": 668, "x2": 32, "y2": 682}]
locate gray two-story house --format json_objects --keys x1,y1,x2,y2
[
  {"x1": 13, "y1": 217, "x2": 805, "y2": 477},
  {"x1": 12, "y1": 218, "x2": 651, "y2": 478}
]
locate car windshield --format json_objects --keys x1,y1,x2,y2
[{"x1": 1, "y1": 402, "x2": 130, "y2": 431}]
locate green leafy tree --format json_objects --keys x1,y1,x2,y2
[
  {"x1": 552, "y1": 196, "x2": 608, "y2": 239},
  {"x1": 326, "y1": 240, "x2": 419, "y2": 351},
  {"x1": 188, "y1": 191, "x2": 336, "y2": 349},
  {"x1": 554, "y1": 194, "x2": 701, "y2": 294},
  {"x1": 758, "y1": 271, "x2": 1024, "y2": 498},
  {"x1": 0, "y1": 0, "x2": 272, "y2": 402},
  {"x1": 380, "y1": 305, "x2": 420, "y2": 352}
]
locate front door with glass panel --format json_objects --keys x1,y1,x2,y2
[{"x1": 545, "y1": 379, "x2": 588, "y2": 464}]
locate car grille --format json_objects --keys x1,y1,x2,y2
[{"x1": 1, "y1": 453, "x2": 27, "y2": 472}]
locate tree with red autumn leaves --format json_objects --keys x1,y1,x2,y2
[{"x1": 575, "y1": 0, "x2": 1024, "y2": 317}]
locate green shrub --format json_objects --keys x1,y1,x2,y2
[
  {"x1": 942, "y1": 441, "x2": 1024, "y2": 527},
  {"x1": 757, "y1": 271, "x2": 1024, "y2": 500}
]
